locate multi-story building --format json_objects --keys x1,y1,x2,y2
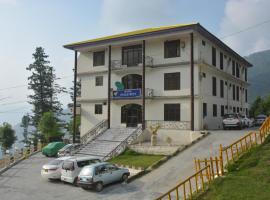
[{"x1": 64, "y1": 23, "x2": 252, "y2": 141}]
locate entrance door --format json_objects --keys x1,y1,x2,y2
[{"x1": 121, "y1": 104, "x2": 142, "y2": 128}]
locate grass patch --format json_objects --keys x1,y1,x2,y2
[
  {"x1": 195, "y1": 136, "x2": 270, "y2": 200},
  {"x1": 109, "y1": 149, "x2": 164, "y2": 169}
]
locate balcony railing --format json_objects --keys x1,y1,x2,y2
[
  {"x1": 146, "y1": 120, "x2": 191, "y2": 130},
  {"x1": 112, "y1": 88, "x2": 154, "y2": 99},
  {"x1": 111, "y1": 56, "x2": 153, "y2": 70}
]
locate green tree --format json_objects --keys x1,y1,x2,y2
[
  {"x1": 27, "y1": 47, "x2": 66, "y2": 128},
  {"x1": 38, "y1": 111, "x2": 63, "y2": 142},
  {"x1": 20, "y1": 114, "x2": 31, "y2": 144},
  {"x1": 68, "y1": 116, "x2": 81, "y2": 135},
  {"x1": 250, "y1": 96, "x2": 264, "y2": 117},
  {"x1": 0, "y1": 123, "x2": 17, "y2": 152}
]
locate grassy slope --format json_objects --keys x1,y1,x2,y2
[
  {"x1": 109, "y1": 149, "x2": 164, "y2": 169},
  {"x1": 197, "y1": 137, "x2": 270, "y2": 200}
]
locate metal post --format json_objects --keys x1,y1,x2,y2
[
  {"x1": 142, "y1": 40, "x2": 146, "y2": 129},
  {"x1": 73, "y1": 50, "x2": 78, "y2": 144},
  {"x1": 108, "y1": 45, "x2": 111, "y2": 129},
  {"x1": 190, "y1": 32, "x2": 194, "y2": 131}
]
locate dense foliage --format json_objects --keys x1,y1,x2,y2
[
  {"x1": 0, "y1": 123, "x2": 17, "y2": 151},
  {"x1": 249, "y1": 96, "x2": 270, "y2": 117}
]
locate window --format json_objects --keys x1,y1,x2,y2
[
  {"x1": 203, "y1": 103, "x2": 207, "y2": 118},
  {"x1": 202, "y1": 40, "x2": 206, "y2": 46},
  {"x1": 164, "y1": 72, "x2": 180, "y2": 90},
  {"x1": 95, "y1": 104, "x2": 102, "y2": 114},
  {"x1": 212, "y1": 47, "x2": 216, "y2": 66},
  {"x1": 245, "y1": 68, "x2": 247, "y2": 82},
  {"x1": 221, "y1": 105, "x2": 225, "y2": 117},
  {"x1": 213, "y1": 104, "x2": 217, "y2": 117},
  {"x1": 212, "y1": 76, "x2": 217, "y2": 96},
  {"x1": 220, "y1": 80, "x2": 224, "y2": 98},
  {"x1": 246, "y1": 108, "x2": 248, "y2": 115},
  {"x1": 232, "y1": 85, "x2": 235, "y2": 100},
  {"x1": 237, "y1": 107, "x2": 239, "y2": 113},
  {"x1": 122, "y1": 45, "x2": 142, "y2": 66},
  {"x1": 164, "y1": 104, "x2": 180, "y2": 121},
  {"x1": 164, "y1": 40, "x2": 180, "y2": 58},
  {"x1": 236, "y1": 63, "x2": 240, "y2": 78},
  {"x1": 236, "y1": 86, "x2": 239, "y2": 101},
  {"x1": 233, "y1": 107, "x2": 236, "y2": 113},
  {"x1": 245, "y1": 89, "x2": 248, "y2": 102},
  {"x1": 93, "y1": 51, "x2": 105, "y2": 66},
  {"x1": 220, "y1": 52, "x2": 223, "y2": 70},
  {"x1": 232, "y1": 60, "x2": 235, "y2": 76},
  {"x1": 95, "y1": 76, "x2": 103, "y2": 86}
]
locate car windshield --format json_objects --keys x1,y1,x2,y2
[
  {"x1": 223, "y1": 114, "x2": 237, "y2": 119},
  {"x1": 257, "y1": 116, "x2": 266, "y2": 119},
  {"x1": 48, "y1": 159, "x2": 63, "y2": 166},
  {"x1": 80, "y1": 167, "x2": 94, "y2": 176},
  {"x1": 60, "y1": 144, "x2": 72, "y2": 151},
  {"x1": 62, "y1": 161, "x2": 74, "y2": 170}
]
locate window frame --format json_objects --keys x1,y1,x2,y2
[
  {"x1": 164, "y1": 104, "x2": 180, "y2": 121},
  {"x1": 122, "y1": 44, "x2": 142, "y2": 66},
  {"x1": 213, "y1": 104, "x2": 217, "y2": 117},
  {"x1": 164, "y1": 40, "x2": 180, "y2": 58},
  {"x1": 95, "y1": 104, "x2": 103, "y2": 115},
  {"x1": 212, "y1": 76, "x2": 217, "y2": 96},
  {"x1": 220, "y1": 52, "x2": 223, "y2": 70},
  {"x1": 203, "y1": 103, "x2": 207, "y2": 118},
  {"x1": 164, "y1": 72, "x2": 181, "y2": 91},
  {"x1": 220, "y1": 79, "x2": 224, "y2": 98},
  {"x1": 93, "y1": 51, "x2": 105, "y2": 67},
  {"x1": 212, "y1": 47, "x2": 216, "y2": 66},
  {"x1": 95, "y1": 76, "x2": 103, "y2": 86}
]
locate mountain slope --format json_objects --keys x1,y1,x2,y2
[{"x1": 245, "y1": 49, "x2": 270, "y2": 102}]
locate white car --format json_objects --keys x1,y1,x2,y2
[
  {"x1": 61, "y1": 156, "x2": 101, "y2": 185},
  {"x1": 223, "y1": 113, "x2": 243, "y2": 130},
  {"x1": 41, "y1": 156, "x2": 73, "y2": 180}
]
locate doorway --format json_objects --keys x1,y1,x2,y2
[{"x1": 121, "y1": 104, "x2": 142, "y2": 127}]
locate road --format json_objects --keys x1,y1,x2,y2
[{"x1": 0, "y1": 128, "x2": 255, "y2": 200}]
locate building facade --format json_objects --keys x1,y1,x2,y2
[{"x1": 64, "y1": 23, "x2": 252, "y2": 139}]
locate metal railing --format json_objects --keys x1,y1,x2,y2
[
  {"x1": 146, "y1": 120, "x2": 191, "y2": 130},
  {"x1": 111, "y1": 56, "x2": 153, "y2": 70},
  {"x1": 102, "y1": 126, "x2": 143, "y2": 161},
  {"x1": 0, "y1": 145, "x2": 41, "y2": 170},
  {"x1": 80, "y1": 119, "x2": 108, "y2": 145}
]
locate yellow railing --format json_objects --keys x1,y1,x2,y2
[
  {"x1": 156, "y1": 165, "x2": 212, "y2": 200},
  {"x1": 0, "y1": 143, "x2": 43, "y2": 170},
  {"x1": 155, "y1": 116, "x2": 270, "y2": 200}
]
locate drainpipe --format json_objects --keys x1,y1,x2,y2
[
  {"x1": 142, "y1": 40, "x2": 146, "y2": 129},
  {"x1": 73, "y1": 50, "x2": 78, "y2": 143},
  {"x1": 190, "y1": 33, "x2": 194, "y2": 131},
  {"x1": 108, "y1": 45, "x2": 111, "y2": 129}
]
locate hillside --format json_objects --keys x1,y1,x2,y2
[{"x1": 245, "y1": 49, "x2": 270, "y2": 102}]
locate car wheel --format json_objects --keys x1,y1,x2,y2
[
  {"x1": 122, "y1": 174, "x2": 129, "y2": 182},
  {"x1": 95, "y1": 182, "x2": 103, "y2": 192},
  {"x1": 81, "y1": 186, "x2": 89, "y2": 190},
  {"x1": 73, "y1": 177, "x2": 78, "y2": 186}
]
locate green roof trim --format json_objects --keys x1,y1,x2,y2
[{"x1": 63, "y1": 23, "x2": 197, "y2": 48}]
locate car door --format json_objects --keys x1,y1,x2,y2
[
  {"x1": 107, "y1": 164, "x2": 122, "y2": 182},
  {"x1": 96, "y1": 165, "x2": 112, "y2": 185}
]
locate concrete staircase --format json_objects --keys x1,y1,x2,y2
[{"x1": 75, "y1": 127, "x2": 140, "y2": 160}]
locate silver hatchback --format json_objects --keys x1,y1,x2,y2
[{"x1": 77, "y1": 162, "x2": 130, "y2": 191}]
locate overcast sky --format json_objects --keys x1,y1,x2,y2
[{"x1": 0, "y1": 0, "x2": 270, "y2": 125}]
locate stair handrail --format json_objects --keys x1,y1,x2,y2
[
  {"x1": 102, "y1": 125, "x2": 143, "y2": 161},
  {"x1": 80, "y1": 119, "x2": 108, "y2": 145}
]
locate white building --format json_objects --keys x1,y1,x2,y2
[{"x1": 64, "y1": 23, "x2": 252, "y2": 142}]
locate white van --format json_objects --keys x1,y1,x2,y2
[{"x1": 61, "y1": 156, "x2": 101, "y2": 185}]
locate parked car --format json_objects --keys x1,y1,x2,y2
[
  {"x1": 223, "y1": 113, "x2": 243, "y2": 130},
  {"x1": 240, "y1": 114, "x2": 252, "y2": 128},
  {"x1": 61, "y1": 156, "x2": 101, "y2": 185},
  {"x1": 77, "y1": 162, "x2": 130, "y2": 192},
  {"x1": 255, "y1": 114, "x2": 267, "y2": 126},
  {"x1": 58, "y1": 143, "x2": 81, "y2": 157},
  {"x1": 42, "y1": 142, "x2": 66, "y2": 157},
  {"x1": 41, "y1": 156, "x2": 73, "y2": 180}
]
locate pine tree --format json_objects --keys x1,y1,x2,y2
[
  {"x1": 26, "y1": 47, "x2": 66, "y2": 127},
  {"x1": 20, "y1": 114, "x2": 30, "y2": 144}
]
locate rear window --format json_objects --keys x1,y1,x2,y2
[
  {"x1": 77, "y1": 159, "x2": 100, "y2": 168},
  {"x1": 48, "y1": 160, "x2": 63, "y2": 166},
  {"x1": 223, "y1": 114, "x2": 237, "y2": 119},
  {"x1": 62, "y1": 161, "x2": 74, "y2": 170},
  {"x1": 80, "y1": 167, "x2": 94, "y2": 176},
  {"x1": 60, "y1": 144, "x2": 72, "y2": 151}
]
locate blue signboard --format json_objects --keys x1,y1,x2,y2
[{"x1": 113, "y1": 89, "x2": 141, "y2": 99}]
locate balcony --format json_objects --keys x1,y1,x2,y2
[
  {"x1": 111, "y1": 56, "x2": 153, "y2": 71},
  {"x1": 112, "y1": 88, "x2": 154, "y2": 100}
]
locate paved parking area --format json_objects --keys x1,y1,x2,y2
[{"x1": 0, "y1": 128, "x2": 256, "y2": 200}]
